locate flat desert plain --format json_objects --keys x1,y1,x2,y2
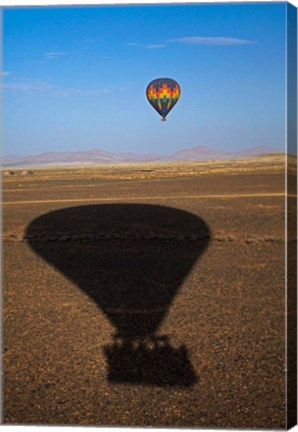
[{"x1": 2, "y1": 155, "x2": 291, "y2": 427}]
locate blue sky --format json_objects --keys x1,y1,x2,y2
[{"x1": 2, "y1": 3, "x2": 286, "y2": 156}]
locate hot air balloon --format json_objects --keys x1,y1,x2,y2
[{"x1": 146, "y1": 78, "x2": 181, "y2": 121}]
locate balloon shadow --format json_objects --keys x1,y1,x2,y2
[{"x1": 26, "y1": 204, "x2": 210, "y2": 387}]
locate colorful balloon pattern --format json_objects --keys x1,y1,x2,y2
[{"x1": 146, "y1": 78, "x2": 181, "y2": 121}]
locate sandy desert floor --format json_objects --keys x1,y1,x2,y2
[{"x1": 2, "y1": 156, "x2": 293, "y2": 428}]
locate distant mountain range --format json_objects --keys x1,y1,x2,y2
[{"x1": 2, "y1": 145, "x2": 281, "y2": 167}]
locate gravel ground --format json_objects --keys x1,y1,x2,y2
[{"x1": 2, "y1": 169, "x2": 288, "y2": 428}]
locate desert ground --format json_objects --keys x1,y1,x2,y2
[{"x1": 2, "y1": 154, "x2": 293, "y2": 428}]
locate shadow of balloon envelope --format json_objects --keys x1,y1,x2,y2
[{"x1": 26, "y1": 204, "x2": 210, "y2": 387}]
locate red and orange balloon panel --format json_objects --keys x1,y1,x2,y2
[{"x1": 146, "y1": 78, "x2": 181, "y2": 121}]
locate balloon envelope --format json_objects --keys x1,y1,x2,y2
[{"x1": 146, "y1": 78, "x2": 181, "y2": 121}]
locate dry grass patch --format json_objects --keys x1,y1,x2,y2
[{"x1": 2, "y1": 154, "x2": 286, "y2": 184}]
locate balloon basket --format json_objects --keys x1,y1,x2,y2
[{"x1": 161, "y1": 118, "x2": 167, "y2": 122}]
